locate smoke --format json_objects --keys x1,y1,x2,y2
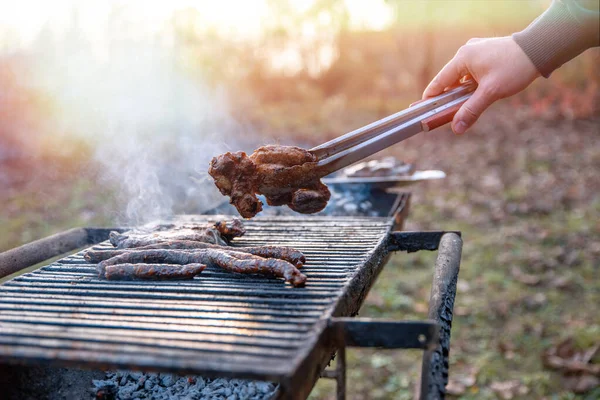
[
  {"x1": 23, "y1": 8, "x2": 253, "y2": 225},
  {"x1": 85, "y1": 47, "x2": 246, "y2": 225}
]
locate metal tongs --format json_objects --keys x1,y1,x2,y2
[{"x1": 310, "y1": 80, "x2": 477, "y2": 177}]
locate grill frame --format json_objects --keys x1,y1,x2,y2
[{"x1": 0, "y1": 203, "x2": 462, "y2": 399}]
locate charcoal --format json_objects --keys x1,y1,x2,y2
[
  {"x1": 130, "y1": 371, "x2": 144, "y2": 381},
  {"x1": 256, "y1": 382, "x2": 272, "y2": 394},
  {"x1": 92, "y1": 371, "x2": 278, "y2": 399},
  {"x1": 144, "y1": 378, "x2": 156, "y2": 390},
  {"x1": 161, "y1": 374, "x2": 176, "y2": 387}
]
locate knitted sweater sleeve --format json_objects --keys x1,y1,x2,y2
[{"x1": 512, "y1": 0, "x2": 600, "y2": 77}]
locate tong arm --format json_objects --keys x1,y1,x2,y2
[
  {"x1": 310, "y1": 81, "x2": 476, "y2": 177},
  {"x1": 309, "y1": 81, "x2": 476, "y2": 162}
]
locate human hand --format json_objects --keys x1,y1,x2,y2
[{"x1": 423, "y1": 36, "x2": 540, "y2": 134}]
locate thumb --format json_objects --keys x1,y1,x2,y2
[{"x1": 451, "y1": 86, "x2": 496, "y2": 134}]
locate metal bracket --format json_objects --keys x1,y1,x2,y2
[
  {"x1": 329, "y1": 318, "x2": 439, "y2": 350},
  {"x1": 0, "y1": 227, "x2": 128, "y2": 279},
  {"x1": 386, "y1": 231, "x2": 461, "y2": 253},
  {"x1": 321, "y1": 318, "x2": 440, "y2": 400}
]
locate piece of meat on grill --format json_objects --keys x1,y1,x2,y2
[
  {"x1": 97, "y1": 249, "x2": 307, "y2": 287},
  {"x1": 208, "y1": 145, "x2": 331, "y2": 218},
  {"x1": 109, "y1": 219, "x2": 245, "y2": 249},
  {"x1": 109, "y1": 230, "x2": 224, "y2": 248},
  {"x1": 213, "y1": 218, "x2": 246, "y2": 240},
  {"x1": 103, "y1": 263, "x2": 206, "y2": 280},
  {"x1": 85, "y1": 242, "x2": 305, "y2": 268}
]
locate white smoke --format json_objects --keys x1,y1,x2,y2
[{"x1": 24, "y1": 6, "x2": 252, "y2": 225}]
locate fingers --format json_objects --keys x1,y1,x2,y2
[
  {"x1": 422, "y1": 51, "x2": 468, "y2": 99},
  {"x1": 451, "y1": 85, "x2": 497, "y2": 135}
]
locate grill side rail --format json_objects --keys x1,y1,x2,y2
[{"x1": 0, "y1": 228, "x2": 128, "y2": 279}]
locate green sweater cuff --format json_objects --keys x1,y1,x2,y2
[{"x1": 512, "y1": 0, "x2": 600, "y2": 78}]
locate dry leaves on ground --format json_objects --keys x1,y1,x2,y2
[
  {"x1": 489, "y1": 380, "x2": 529, "y2": 399},
  {"x1": 542, "y1": 337, "x2": 600, "y2": 393}
]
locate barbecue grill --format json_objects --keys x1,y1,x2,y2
[{"x1": 0, "y1": 191, "x2": 463, "y2": 399}]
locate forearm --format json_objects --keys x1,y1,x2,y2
[{"x1": 512, "y1": 0, "x2": 600, "y2": 77}]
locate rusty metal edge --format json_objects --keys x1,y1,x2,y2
[
  {"x1": 0, "y1": 228, "x2": 128, "y2": 279},
  {"x1": 420, "y1": 232, "x2": 462, "y2": 400}
]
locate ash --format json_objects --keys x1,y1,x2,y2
[
  {"x1": 257, "y1": 185, "x2": 380, "y2": 217},
  {"x1": 93, "y1": 371, "x2": 278, "y2": 400},
  {"x1": 321, "y1": 186, "x2": 379, "y2": 217}
]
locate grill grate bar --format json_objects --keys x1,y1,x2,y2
[
  {"x1": 0, "y1": 330, "x2": 296, "y2": 358},
  {"x1": 0, "y1": 334, "x2": 298, "y2": 362},
  {"x1": 3, "y1": 281, "x2": 342, "y2": 299},
  {"x1": 0, "y1": 303, "x2": 318, "y2": 324},
  {"x1": 14, "y1": 274, "x2": 347, "y2": 288},
  {"x1": 0, "y1": 293, "x2": 328, "y2": 314},
  {"x1": 0, "y1": 286, "x2": 335, "y2": 305},
  {"x1": 0, "y1": 310, "x2": 312, "y2": 333},
  {"x1": 22, "y1": 275, "x2": 348, "y2": 290},
  {"x1": 0, "y1": 345, "x2": 289, "y2": 382},
  {"x1": 0, "y1": 314, "x2": 308, "y2": 341},
  {"x1": 0, "y1": 322, "x2": 304, "y2": 351}
]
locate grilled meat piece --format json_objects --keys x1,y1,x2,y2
[
  {"x1": 288, "y1": 182, "x2": 330, "y2": 214},
  {"x1": 208, "y1": 151, "x2": 262, "y2": 218},
  {"x1": 202, "y1": 249, "x2": 307, "y2": 287},
  {"x1": 109, "y1": 230, "x2": 226, "y2": 248},
  {"x1": 109, "y1": 220, "x2": 244, "y2": 249},
  {"x1": 86, "y1": 243, "x2": 305, "y2": 268},
  {"x1": 213, "y1": 218, "x2": 246, "y2": 240},
  {"x1": 97, "y1": 249, "x2": 306, "y2": 287},
  {"x1": 103, "y1": 263, "x2": 206, "y2": 280},
  {"x1": 208, "y1": 145, "x2": 331, "y2": 218},
  {"x1": 239, "y1": 245, "x2": 305, "y2": 268}
]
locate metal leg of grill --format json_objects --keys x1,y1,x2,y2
[
  {"x1": 419, "y1": 233, "x2": 462, "y2": 400},
  {"x1": 319, "y1": 347, "x2": 346, "y2": 400},
  {"x1": 336, "y1": 347, "x2": 346, "y2": 400}
]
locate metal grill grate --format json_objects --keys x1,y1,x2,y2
[{"x1": 0, "y1": 215, "x2": 394, "y2": 388}]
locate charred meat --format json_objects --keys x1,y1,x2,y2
[
  {"x1": 89, "y1": 218, "x2": 308, "y2": 286},
  {"x1": 208, "y1": 145, "x2": 331, "y2": 218},
  {"x1": 213, "y1": 218, "x2": 246, "y2": 240},
  {"x1": 97, "y1": 249, "x2": 306, "y2": 287},
  {"x1": 103, "y1": 263, "x2": 206, "y2": 281},
  {"x1": 109, "y1": 219, "x2": 245, "y2": 249},
  {"x1": 86, "y1": 243, "x2": 305, "y2": 268}
]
